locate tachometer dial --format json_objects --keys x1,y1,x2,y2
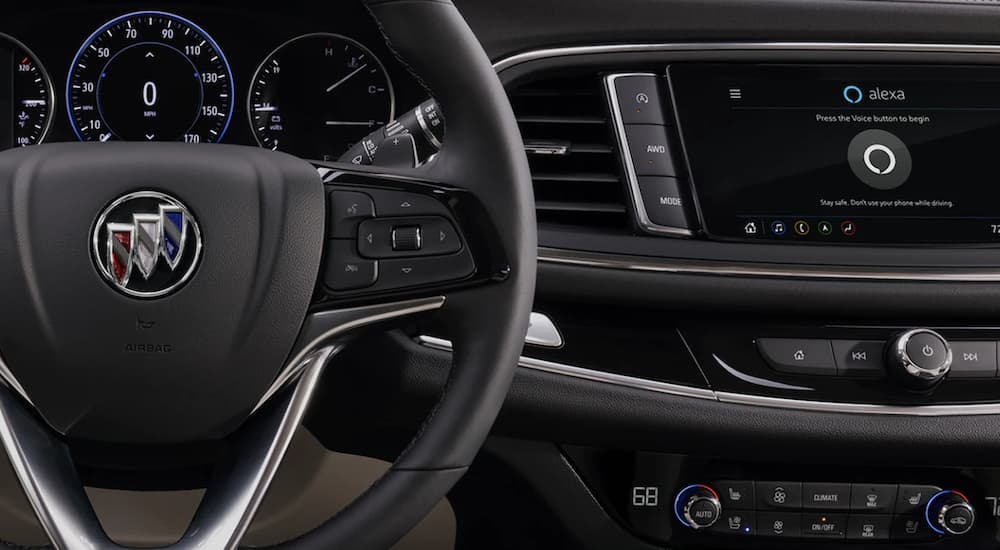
[
  {"x1": 1, "y1": 34, "x2": 53, "y2": 148},
  {"x1": 67, "y1": 11, "x2": 234, "y2": 143},
  {"x1": 248, "y1": 33, "x2": 394, "y2": 160}
]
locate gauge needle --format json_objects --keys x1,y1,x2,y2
[
  {"x1": 325, "y1": 121, "x2": 377, "y2": 126},
  {"x1": 326, "y1": 64, "x2": 369, "y2": 93}
]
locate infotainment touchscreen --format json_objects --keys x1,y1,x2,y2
[{"x1": 669, "y1": 64, "x2": 1000, "y2": 244}]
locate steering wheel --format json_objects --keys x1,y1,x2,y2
[{"x1": 0, "y1": 0, "x2": 536, "y2": 548}]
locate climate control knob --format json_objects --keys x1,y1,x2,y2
[
  {"x1": 674, "y1": 484, "x2": 722, "y2": 530},
  {"x1": 886, "y1": 329, "x2": 952, "y2": 388},
  {"x1": 927, "y1": 490, "x2": 975, "y2": 536}
]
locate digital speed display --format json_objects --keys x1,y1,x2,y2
[{"x1": 66, "y1": 11, "x2": 234, "y2": 143}]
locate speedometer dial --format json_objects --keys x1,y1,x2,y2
[
  {"x1": 67, "y1": 11, "x2": 234, "y2": 143},
  {"x1": 248, "y1": 33, "x2": 394, "y2": 160}
]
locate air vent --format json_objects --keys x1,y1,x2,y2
[{"x1": 508, "y1": 74, "x2": 628, "y2": 230}]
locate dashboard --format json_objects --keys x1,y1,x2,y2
[{"x1": 0, "y1": 1, "x2": 429, "y2": 160}]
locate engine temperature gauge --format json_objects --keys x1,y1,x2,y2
[
  {"x1": 248, "y1": 33, "x2": 395, "y2": 160},
  {"x1": 0, "y1": 34, "x2": 53, "y2": 148}
]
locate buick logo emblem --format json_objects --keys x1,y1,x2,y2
[{"x1": 92, "y1": 191, "x2": 202, "y2": 298}]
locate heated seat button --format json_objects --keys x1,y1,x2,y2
[
  {"x1": 847, "y1": 514, "x2": 891, "y2": 541},
  {"x1": 757, "y1": 339, "x2": 837, "y2": 376},
  {"x1": 636, "y1": 177, "x2": 691, "y2": 229},
  {"x1": 757, "y1": 482, "x2": 802, "y2": 510},
  {"x1": 801, "y1": 513, "x2": 847, "y2": 538},
  {"x1": 624, "y1": 125, "x2": 678, "y2": 176},
  {"x1": 758, "y1": 512, "x2": 800, "y2": 537},
  {"x1": 950, "y1": 341, "x2": 998, "y2": 378},
  {"x1": 709, "y1": 511, "x2": 755, "y2": 536},
  {"x1": 891, "y1": 515, "x2": 935, "y2": 540},
  {"x1": 716, "y1": 480, "x2": 754, "y2": 510},
  {"x1": 850, "y1": 484, "x2": 897, "y2": 513},
  {"x1": 324, "y1": 241, "x2": 377, "y2": 291},
  {"x1": 832, "y1": 340, "x2": 886, "y2": 378},
  {"x1": 895, "y1": 485, "x2": 940, "y2": 514},
  {"x1": 327, "y1": 191, "x2": 374, "y2": 238},
  {"x1": 803, "y1": 483, "x2": 851, "y2": 510},
  {"x1": 612, "y1": 75, "x2": 668, "y2": 125}
]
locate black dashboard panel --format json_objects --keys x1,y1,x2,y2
[{"x1": 0, "y1": 1, "x2": 428, "y2": 158}]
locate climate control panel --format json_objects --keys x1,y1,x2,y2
[{"x1": 672, "y1": 481, "x2": 974, "y2": 541}]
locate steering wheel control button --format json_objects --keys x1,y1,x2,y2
[
  {"x1": 896, "y1": 485, "x2": 941, "y2": 514},
  {"x1": 847, "y1": 129, "x2": 912, "y2": 190},
  {"x1": 846, "y1": 514, "x2": 891, "y2": 540},
  {"x1": 709, "y1": 511, "x2": 754, "y2": 536},
  {"x1": 624, "y1": 124, "x2": 677, "y2": 176},
  {"x1": 324, "y1": 241, "x2": 376, "y2": 290},
  {"x1": 391, "y1": 226, "x2": 422, "y2": 252},
  {"x1": 611, "y1": 74, "x2": 668, "y2": 125},
  {"x1": 926, "y1": 490, "x2": 976, "y2": 536},
  {"x1": 328, "y1": 191, "x2": 374, "y2": 238},
  {"x1": 948, "y1": 341, "x2": 998, "y2": 378},
  {"x1": 757, "y1": 482, "x2": 802, "y2": 510},
  {"x1": 715, "y1": 480, "x2": 755, "y2": 509},
  {"x1": 636, "y1": 177, "x2": 691, "y2": 229},
  {"x1": 92, "y1": 191, "x2": 202, "y2": 298},
  {"x1": 850, "y1": 484, "x2": 898, "y2": 513},
  {"x1": 757, "y1": 339, "x2": 836, "y2": 376},
  {"x1": 374, "y1": 252, "x2": 475, "y2": 291},
  {"x1": 832, "y1": 341, "x2": 886, "y2": 378},
  {"x1": 802, "y1": 483, "x2": 851, "y2": 510},
  {"x1": 757, "y1": 512, "x2": 800, "y2": 537},
  {"x1": 367, "y1": 189, "x2": 450, "y2": 218},
  {"x1": 887, "y1": 329, "x2": 952, "y2": 388},
  {"x1": 358, "y1": 217, "x2": 461, "y2": 258}
]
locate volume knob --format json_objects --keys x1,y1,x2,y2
[
  {"x1": 674, "y1": 484, "x2": 722, "y2": 530},
  {"x1": 887, "y1": 329, "x2": 952, "y2": 389}
]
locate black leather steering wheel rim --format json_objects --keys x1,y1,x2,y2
[{"x1": 269, "y1": 1, "x2": 536, "y2": 547}]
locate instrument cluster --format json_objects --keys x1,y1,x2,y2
[{"x1": 0, "y1": 3, "x2": 423, "y2": 161}]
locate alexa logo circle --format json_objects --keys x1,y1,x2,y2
[
  {"x1": 843, "y1": 85, "x2": 863, "y2": 104},
  {"x1": 92, "y1": 191, "x2": 203, "y2": 298}
]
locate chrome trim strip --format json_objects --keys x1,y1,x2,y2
[
  {"x1": 538, "y1": 247, "x2": 1000, "y2": 282},
  {"x1": 254, "y1": 296, "x2": 446, "y2": 412},
  {"x1": 418, "y1": 335, "x2": 716, "y2": 400},
  {"x1": 526, "y1": 312, "x2": 564, "y2": 348},
  {"x1": 493, "y1": 42, "x2": 1000, "y2": 73},
  {"x1": 0, "y1": 355, "x2": 32, "y2": 407},
  {"x1": 714, "y1": 391, "x2": 1000, "y2": 417},
  {"x1": 418, "y1": 335, "x2": 1000, "y2": 416},
  {"x1": 712, "y1": 354, "x2": 814, "y2": 392},
  {"x1": 604, "y1": 73, "x2": 693, "y2": 237}
]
